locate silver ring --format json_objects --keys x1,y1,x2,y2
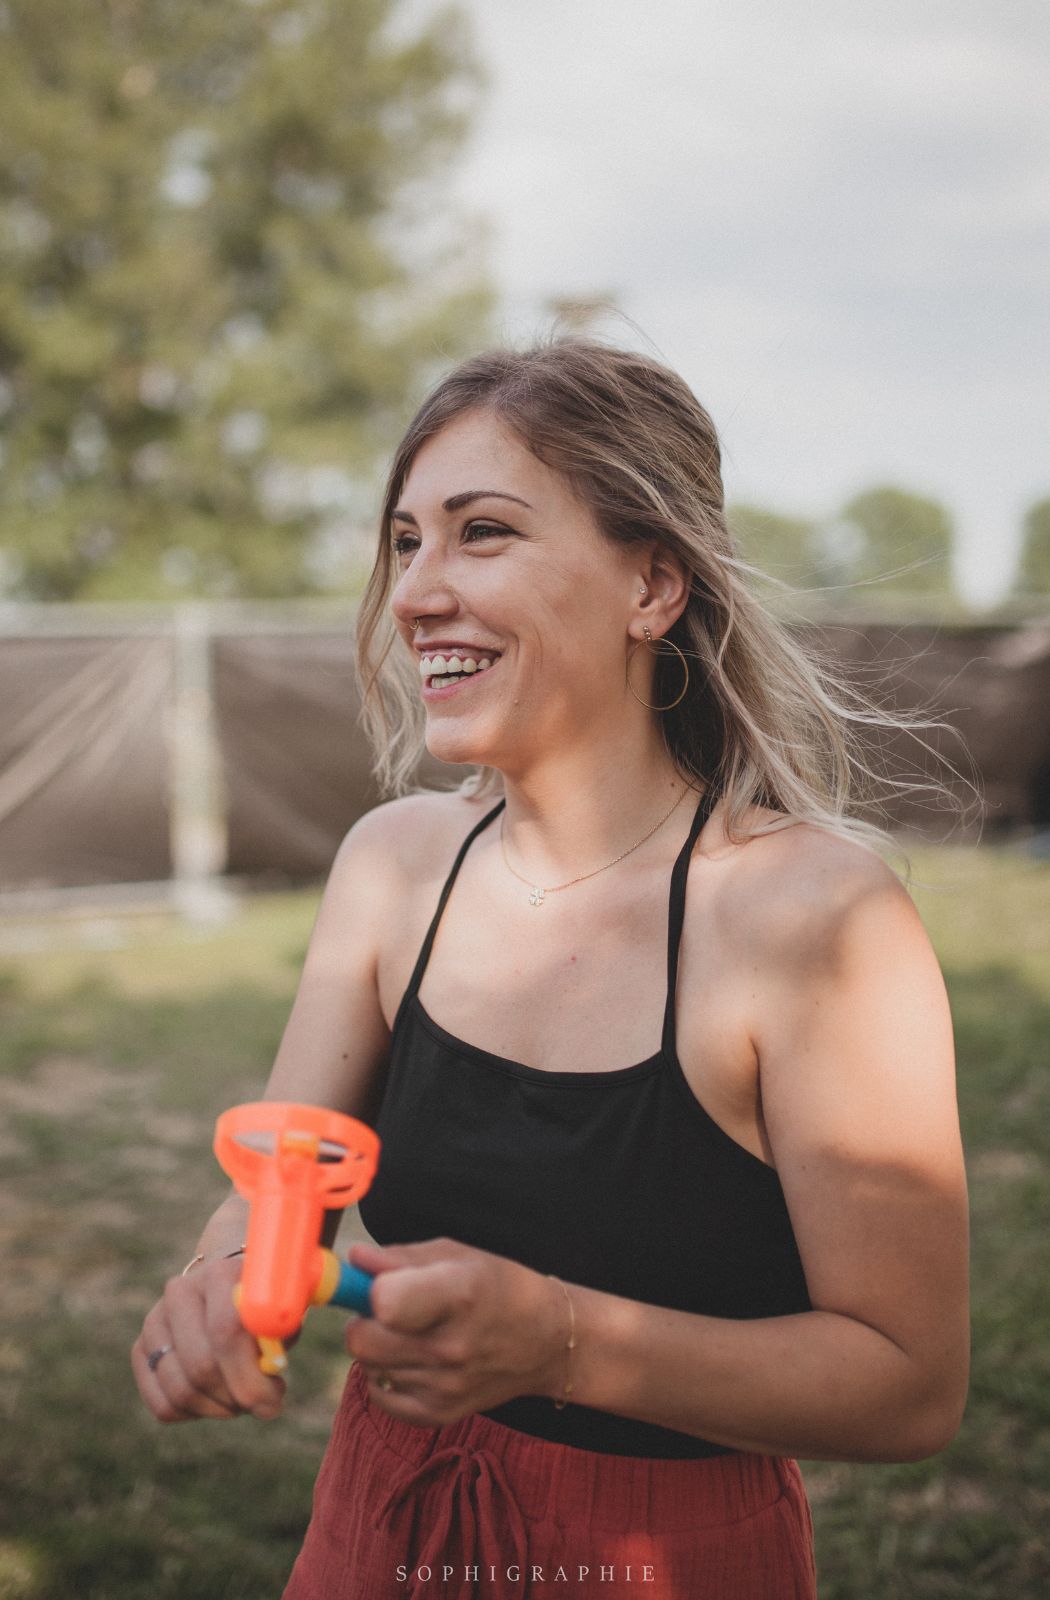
[
  {"x1": 147, "y1": 1344, "x2": 173, "y2": 1373},
  {"x1": 376, "y1": 1371, "x2": 395, "y2": 1392}
]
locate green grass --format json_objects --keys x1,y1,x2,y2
[{"x1": 0, "y1": 846, "x2": 1048, "y2": 1598}]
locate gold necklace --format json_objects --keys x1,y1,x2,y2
[{"x1": 499, "y1": 784, "x2": 694, "y2": 907}]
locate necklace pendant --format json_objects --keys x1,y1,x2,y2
[{"x1": 529, "y1": 886, "x2": 545, "y2": 907}]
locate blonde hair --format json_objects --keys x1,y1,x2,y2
[{"x1": 354, "y1": 334, "x2": 980, "y2": 884}]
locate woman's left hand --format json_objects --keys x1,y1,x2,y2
[{"x1": 344, "y1": 1237, "x2": 567, "y2": 1427}]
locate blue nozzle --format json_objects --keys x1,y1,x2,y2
[{"x1": 329, "y1": 1259, "x2": 374, "y2": 1316}]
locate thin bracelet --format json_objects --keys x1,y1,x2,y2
[
  {"x1": 547, "y1": 1275, "x2": 576, "y2": 1409},
  {"x1": 182, "y1": 1244, "x2": 246, "y2": 1277}
]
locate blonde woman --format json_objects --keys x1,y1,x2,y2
[{"x1": 133, "y1": 338, "x2": 971, "y2": 1599}]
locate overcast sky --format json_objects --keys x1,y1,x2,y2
[{"x1": 401, "y1": 0, "x2": 1049, "y2": 606}]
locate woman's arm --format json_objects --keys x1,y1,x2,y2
[
  {"x1": 257, "y1": 799, "x2": 404, "y2": 1114},
  {"x1": 179, "y1": 799, "x2": 403, "y2": 1259},
  {"x1": 132, "y1": 799, "x2": 408, "y2": 1421},
  {"x1": 543, "y1": 849, "x2": 970, "y2": 1462}
]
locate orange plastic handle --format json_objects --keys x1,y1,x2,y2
[{"x1": 214, "y1": 1102, "x2": 380, "y2": 1343}]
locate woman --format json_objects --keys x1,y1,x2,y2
[{"x1": 132, "y1": 337, "x2": 972, "y2": 1599}]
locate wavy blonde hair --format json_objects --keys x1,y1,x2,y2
[{"x1": 354, "y1": 334, "x2": 980, "y2": 884}]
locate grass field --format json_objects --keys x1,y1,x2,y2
[{"x1": 1, "y1": 842, "x2": 1047, "y2": 1599}]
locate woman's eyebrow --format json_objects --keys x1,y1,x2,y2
[{"x1": 391, "y1": 490, "x2": 533, "y2": 525}]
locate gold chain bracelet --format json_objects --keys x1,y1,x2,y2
[
  {"x1": 547, "y1": 1275, "x2": 576, "y2": 1409},
  {"x1": 182, "y1": 1244, "x2": 246, "y2": 1277}
]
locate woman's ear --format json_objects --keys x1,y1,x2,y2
[{"x1": 634, "y1": 545, "x2": 690, "y2": 634}]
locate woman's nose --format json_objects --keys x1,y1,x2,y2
[{"x1": 390, "y1": 547, "x2": 457, "y2": 626}]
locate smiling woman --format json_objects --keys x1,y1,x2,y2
[
  {"x1": 133, "y1": 334, "x2": 975, "y2": 1600},
  {"x1": 356, "y1": 338, "x2": 975, "y2": 844}
]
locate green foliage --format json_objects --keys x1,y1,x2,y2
[
  {"x1": 0, "y1": 0, "x2": 496, "y2": 600},
  {"x1": 837, "y1": 484, "x2": 957, "y2": 599},
  {"x1": 730, "y1": 484, "x2": 962, "y2": 613},
  {"x1": 1013, "y1": 497, "x2": 1050, "y2": 595},
  {"x1": 726, "y1": 502, "x2": 824, "y2": 587}
]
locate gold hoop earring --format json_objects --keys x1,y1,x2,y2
[{"x1": 626, "y1": 625, "x2": 690, "y2": 712}]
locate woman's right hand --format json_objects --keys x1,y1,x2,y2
[
  {"x1": 131, "y1": 1252, "x2": 287, "y2": 1424},
  {"x1": 130, "y1": 797, "x2": 405, "y2": 1426}
]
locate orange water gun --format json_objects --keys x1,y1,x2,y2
[{"x1": 214, "y1": 1101, "x2": 381, "y2": 1375}]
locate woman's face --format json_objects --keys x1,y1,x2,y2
[{"x1": 389, "y1": 407, "x2": 646, "y2": 777}]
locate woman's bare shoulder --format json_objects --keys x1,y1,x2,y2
[
  {"x1": 708, "y1": 802, "x2": 909, "y2": 959},
  {"x1": 336, "y1": 787, "x2": 502, "y2": 888}
]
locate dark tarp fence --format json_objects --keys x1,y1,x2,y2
[
  {"x1": 213, "y1": 632, "x2": 372, "y2": 879},
  {"x1": 2, "y1": 615, "x2": 1049, "y2": 893},
  {"x1": 799, "y1": 620, "x2": 1050, "y2": 836},
  {"x1": 0, "y1": 634, "x2": 174, "y2": 890}
]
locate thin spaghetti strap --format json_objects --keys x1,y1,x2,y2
[
  {"x1": 661, "y1": 784, "x2": 718, "y2": 1059},
  {"x1": 401, "y1": 798, "x2": 507, "y2": 1006}
]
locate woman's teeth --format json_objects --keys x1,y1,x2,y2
[{"x1": 420, "y1": 654, "x2": 497, "y2": 686}]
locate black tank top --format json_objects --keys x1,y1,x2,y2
[{"x1": 358, "y1": 788, "x2": 812, "y2": 1458}]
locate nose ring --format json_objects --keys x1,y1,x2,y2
[{"x1": 411, "y1": 619, "x2": 421, "y2": 630}]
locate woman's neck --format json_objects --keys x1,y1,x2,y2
[{"x1": 493, "y1": 743, "x2": 699, "y2": 885}]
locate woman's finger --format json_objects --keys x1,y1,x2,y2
[
  {"x1": 131, "y1": 1330, "x2": 239, "y2": 1423},
  {"x1": 345, "y1": 1311, "x2": 441, "y2": 1369},
  {"x1": 203, "y1": 1288, "x2": 287, "y2": 1419},
  {"x1": 357, "y1": 1360, "x2": 468, "y2": 1428},
  {"x1": 165, "y1": 1280, "x2": 245, "y2": 1414},
  {"x1": 366, "y1": 1258, "x2": 472, "y2": 1336}
]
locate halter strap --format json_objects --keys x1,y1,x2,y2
[
  {"x1": 402, "y1": 799, "x2": 506, "y2": 1006},
  {"x1": 661, "y1": 784, "x2": 718, "y2": 1059}
]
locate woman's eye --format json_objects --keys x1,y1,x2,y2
[
  {"x1": 464, "y1": 522, "x2": 510, "y2": 542},
  {"x1": 391, "y1": 523, "x2": 511, "y2": 557}
]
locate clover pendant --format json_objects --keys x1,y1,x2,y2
[{"x1": 529, "y1": 886, "x2": 545, "y2": 907}]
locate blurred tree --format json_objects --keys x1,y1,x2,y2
[
  {"x1": 1013, "y1": 496, "x2": 1050, "y2": 594},
  {"x1": 727, "y1": 503, "x2": 824, "y2": 588},
  {"x1": 834, "y1": 485, "x2": 957, "y2": 601},
  {"x1": 0, "y1": 0, "x2": 495, "y2": 600}
]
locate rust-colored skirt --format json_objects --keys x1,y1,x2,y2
[{"x1": 282, "y1": 1360, "x2": 818, "y2": 1599}]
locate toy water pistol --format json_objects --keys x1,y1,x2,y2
[{"x1": 213, "y1": 1101, "x2": 381, "y2": 1376}]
